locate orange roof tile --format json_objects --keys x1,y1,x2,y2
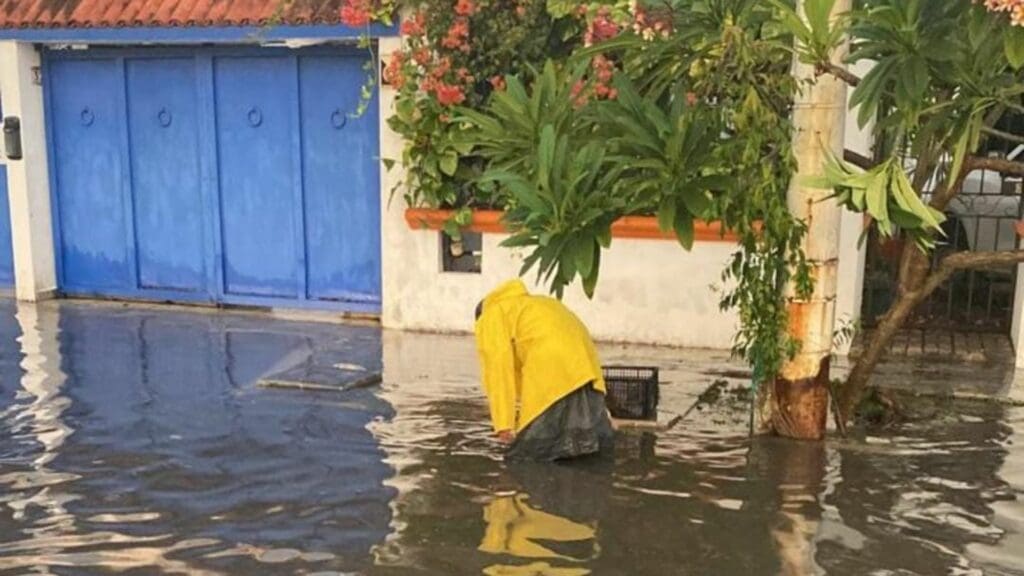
[{"x1": 0, "y1": 0, "x2": 349, "y2": 28}]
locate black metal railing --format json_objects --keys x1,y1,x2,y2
[{"x1": 862, "y1": 139, "x2": 1024, "y2": 333}]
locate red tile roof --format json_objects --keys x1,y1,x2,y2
[{"x1": 0, "y1": 0, "x2": 350, "y2": 29}]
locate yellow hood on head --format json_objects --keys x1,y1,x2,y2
[{"x1": 482, "y1": 279, "x2": 529, "y2": 308}]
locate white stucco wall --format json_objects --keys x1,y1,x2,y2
[
  {"x1": 0, "y1": 41, "x2": 57, "y2": 301},
  {"x1": 378, "y1": 37, "x2": 739, "y2": 349},
  {"x1": 377, "y1": 40, "x2": 892, "y2": 350},
  {"x1": 833, "y1": 60, "x2": 875, "y2": 355},
  {"x1": 382, "y1": 224, "x2": 741, "y2": 348}
]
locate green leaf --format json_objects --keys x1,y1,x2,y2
[
  {"x1": 439, "y1": 152, "x2": 458, "y2": 177},
  {"x1": 674, "y1": 212, "x2": 695, "y2": 251},
  {"x1": 851, "y1": 185, "x2": 867, "y2": 211},
  {"x1": 969, "y1": 6, "x2": 993, "y2": 49},
  {"x1": 1007, "y1": 26, "x2": 1024, "y2": 70},
  {"x1": 582, "y1": 247, "x2": 600, "y2": 299},
  {"x1": 889, "y1": 207, "x2": 923, "y2": 230},
  {"x1": 865, "y1": 171, "x2": 889, "y2": 224},
  {"x1": 850, "y1": 58, "x2": 895, "y2": 128},
  {"x1": 680, "y1": 187, "x2": 711, "y2": 217},
  {"x1": 947, "y1": 113, "x2": 981, "y2": 193},
  {"x1": 804, "y1": 0, "x2": 836, "y2": 43},
  {"x1": 546, "y1": 0, "x2": 577, "y2": 19},
  {"x1": 657, "y1": 197, "x2": 677, "y2": 233},
  {"x1": 900, "y1": 56, "x2": 929, "y2": 103},
  {"x1": 769, "y1": 0, "x2": 811, "y2": 41},
  {"x1": 537, "y1": 125, "x2": 556, "y2": 189},
  {"x1": 519, "y1": 249, "x2": 543, "y2": 277},
  {"x1": 573, "y1": 237, "x2": 596, "y2": 279},
  {"x1": 442, "y1": 219, "x2": 460, "y2": 241},
  {"x1": 500, "y1": 235, "x2": 537, "y2": 248}
]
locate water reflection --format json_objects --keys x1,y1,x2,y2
[
  {"x1": 479, "y1": 494, "x2": 595, "y2": 571},
  {"x1": 0, "y1": 301, "x2": 393, "y2": 574},
  {"x1": 478, "y1": 460, "x2": 611, "y2": 575},
  {"x1": 375, "y1": 329, "x2": 1024, "y2": 576},
  {"x1": 0, "y1": 305, "x2": 1020, "y2": 575},
  {"x1": 748, "y1": 438, "x2": 826, "y2": 576}
]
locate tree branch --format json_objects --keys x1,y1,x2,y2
[
  {"x1": 930, "y1": 155, "x2": 1024, "y2": 211},
  {"x1": 922, "y1": 250, "x2": 1024, "y2": 297},
  {"x1": 981, "y1": 126, "x2": 1024, "y2": 146},
  {"x1": 816, "y1": 62, "x2": 861, "y2": 87},
  {"x1": 966, "y1": 155, "x2": 1024, "y2": 177},
  {"x1": 843, "y1": 149, "x2": 874, "y2": 170}
]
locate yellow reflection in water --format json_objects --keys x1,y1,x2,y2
[{"x1": 480, "y1": 493, "x2": 596, "y2": 576}]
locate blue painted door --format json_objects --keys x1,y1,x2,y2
[
  {"x1": 0, "y1": 166, "x2": 13, "y2": 286},
  {"x1": 47, "y1": 48, "x2": 381, "y2": 311},
  {"x1": 50, "y1": 58, "x2": 132, "y2": 291},
  {"x1": 214, "y1": 56, "x2": 301, "y2": 299},
  {"x1": 126, "y1": 58, "x2": 207, "y2": 294},
  {"x1": 300, "y1": 56, "x2": 381, "y2": 303}
]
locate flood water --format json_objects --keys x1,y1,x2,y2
[{"x1": 0, "y1": 301, "x2": 1021, "y2": 575}]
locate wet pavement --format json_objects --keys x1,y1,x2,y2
[{"x1": 0, "y1": 300, "x2": 1021, "y2": 575}]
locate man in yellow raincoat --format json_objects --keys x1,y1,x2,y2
[{"x1": 474, "y1": 279, "x2": 614, "y2": 461}]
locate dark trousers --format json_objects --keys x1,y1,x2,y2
[{"x1": 505, "y1": 383, "x2": 615, "y2": 462}]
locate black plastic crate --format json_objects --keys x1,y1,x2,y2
[{"x1": 602, "y1": 365, "x2": 659, "y2": 421}]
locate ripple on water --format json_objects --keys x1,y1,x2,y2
[{"x1": 0, "y1": 304, "x2": 1021, "y2": 575}]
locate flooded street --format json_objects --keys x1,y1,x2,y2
[{"x1": 0, "y1": 301, "x2": 1021, "y2": 575}]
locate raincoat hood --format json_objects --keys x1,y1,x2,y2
[{"x1": 482, "y1": 279, "x2": 529, "y2": 308}]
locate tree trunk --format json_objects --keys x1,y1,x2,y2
[
  {"x1": 837, "y1": 243, "x2": 930, "y2": 421},
  {"x1": 760, "y1": 0, "x2": 851, "y2": 440},
  {"x1": 834, "y1": 159, "x2": 999, "y2": 424},
  {"x1": 837, "y1": 241, "x2": 1024, "y2": 423}
]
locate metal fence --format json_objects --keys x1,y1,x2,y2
[{"x1": 861, "y1": 139, "x2": 1024, "y2": 332}]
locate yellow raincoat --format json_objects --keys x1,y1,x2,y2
[{"x1": 474, "y1": 279, "x2": 605, "y2": 434}]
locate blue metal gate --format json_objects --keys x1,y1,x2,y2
[
  {"x1": 45, "y1": 47, "x2": 381, "y2": 312},
  {"x1": 0, "y1": 165, "x2": 13, "y2": 286}
]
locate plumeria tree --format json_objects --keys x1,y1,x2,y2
[
  {"x1": 339, "y1": 0, "x2": 1024, "y2": 436},
  {"x1": 785, "y1": 0, "x2": 1024, "y2": 426}
]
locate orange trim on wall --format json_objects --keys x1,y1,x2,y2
[
  {"x1": 404, "y1": 208, "x2": 507, "y2": 234},
  {"x1": 404, "y1": 208, "x2": 742, "y2": 242}
]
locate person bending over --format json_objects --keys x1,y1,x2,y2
[{"x1": 474, "y1": 279, "x2": 614, "y2": 461}]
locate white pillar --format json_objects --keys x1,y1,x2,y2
[
  {"x1": 378, "y1": 36, "x2": 408, "y2": 330},
  {"x1": 0, "y1": 41, "x2": 57, "y2": 301},
  {"x1": 1011, "y1": 234, "x2": 1024, "y2": 366},
  {"x1": 833, "y1": 60, "x2": 875, "y2": 356}
]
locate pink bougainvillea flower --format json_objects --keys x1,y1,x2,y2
[
  {"x1": 442, "y1": 17, "x2": 471, "y2": 51},
  {"x1": 431, "y1": 57, "x2": 452, "y2": 78},
  {"x1": 340, "y1": 0, "x2": 372, "y2": 27},
  {"x1": 633, "y1": 2, "x2": 673, "y2": 40},
  {"x1": 454, "y1": 0, "x2": 477, "y2": 17},
  {"x1": 413, "y1": 47, "x2": 432, "y2": 66},
  {"x1": 570, "y1": 79, "x2": 589, "y2": 108},
  {"x1": 383, "y1": 50, "x2": 407, "y2": 89},
  {"x1": 400, "y1": 12, "x2": 426, "y2": 36},
  {"x1": 586, "y1": 7, "x2": 621, "y2": 46},
  {"x1": 457, "y1": 67, "x2": 475, "y2": 84},
  {"x1": 435, "y1": 82, "x2": 467, "y2": 106}
]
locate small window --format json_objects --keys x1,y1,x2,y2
[{"x1": 441, "y1": 231, "x2": 482, "y2": 273}]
